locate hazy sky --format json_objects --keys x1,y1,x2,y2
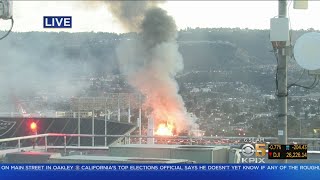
[{"x1": 1, "y1": 1, "x2": 320, "y2": 33}]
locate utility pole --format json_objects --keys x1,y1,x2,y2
[
  {"x1": 139, "y1": 94, "x2": 142, "y2": 144},
  {"x1": 105, "y1": 97, "x2": 108, "y2": 147},
  {"x1": 92, "y1": 109, "x2": 95, "y2": 146},
  {"x1": 78, "y1": 98, "x2": 81, "y2": 147},
  {"x1": 277, "y1": 0, "x2": 288, "y2": 163}
]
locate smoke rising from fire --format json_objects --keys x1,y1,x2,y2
[
  {"x1": 108, "y1": 1, "x2": 198, "y2": 132},
  {"x1": 105, "y1": 1, "x2": 157, "y2": 32}
]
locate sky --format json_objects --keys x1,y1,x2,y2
[{"x1": 1, "y1": 1, "x2": 320, "y2": 33}]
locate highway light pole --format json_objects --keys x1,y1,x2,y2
[{"x1": 277, "y1": 0, "x2": 288, "y2": 163}]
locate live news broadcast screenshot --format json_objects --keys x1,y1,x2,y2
[{"x1": 0, "y1": 0, "x2": 320, "y2": 179}]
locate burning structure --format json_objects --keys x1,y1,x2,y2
[{"x1": 105, "y1": 1, "x2": 198, "y2": 136}]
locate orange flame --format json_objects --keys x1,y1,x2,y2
[
  {"x1": 155, "y1": 123, "x2": 174, "y2": 136},
  {"x1": 30, "y1": 122, "x2": 37, "y2": 131}
]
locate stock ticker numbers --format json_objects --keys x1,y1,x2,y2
[{"x1": 268, "y1": 144, "x2": 308, "y2": 159}]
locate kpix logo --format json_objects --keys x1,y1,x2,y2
[{"x1": 240, "y1": 144, "x2": 266, "y2": 163}]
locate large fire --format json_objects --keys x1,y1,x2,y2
[{"x1": 155, "y1": 123, "x2": 174, "y2": 136}]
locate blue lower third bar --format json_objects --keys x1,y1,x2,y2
[{"x1": 0, "y1": 164, "x2": 320, "y2": 180}]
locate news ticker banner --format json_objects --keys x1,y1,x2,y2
[
  {"x1": 1, "y1": 164, "x2": 320, "y2": 171},
  {"x1": 0, "y1": 164, "x2": 320, "y2": 180}
]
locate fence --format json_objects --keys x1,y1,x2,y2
[{"x1": 1, "y1": 134, "x2": 320, "y2": 155}]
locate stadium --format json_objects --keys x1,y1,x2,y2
[
  {"x1": 1, "y1": 1, "x2": 320, "y2": 179},
  {"x1": 0, "y1": 94, "x2": 319, "y2": 164}
]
